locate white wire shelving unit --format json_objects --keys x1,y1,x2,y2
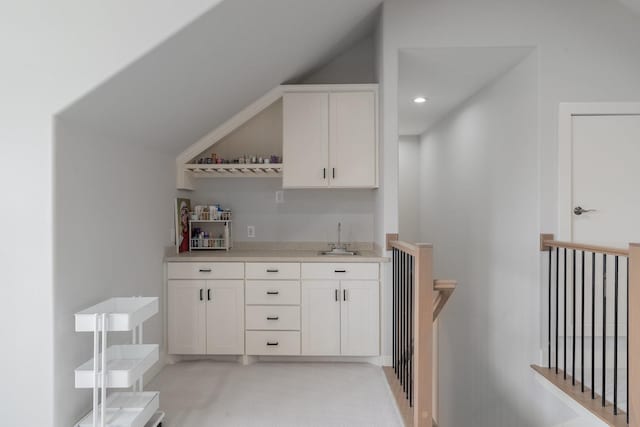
[{"x1": 74, "y1": 297, "x2": 165, "y2": 427}]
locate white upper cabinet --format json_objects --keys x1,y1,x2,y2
[
  {"x1": 283, "y1": 86, "x2": 378, "y2": 189},
  {"x1": 329, "y1": 92, "x2": 377, "y2": 188},
  {"x1": 283, "y1": 92, "x2": 329, "y2": 188}
]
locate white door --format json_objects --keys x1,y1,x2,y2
[
  {"x1": 206, "y1": 280, "x2": 244, "y2": 354},
  {"x1": 283, "y1": 92, "x2": 329, "y2": 188},
  {"x1": 168, "y1": 280, "x2": 206, "y2": 354},
  {"x1": 560, "y1": 107, "x2": 640, "y2": 340},
  {"x1": 571, "y1": 114, "x2": 640, "y2": 247},
  {"x1": 340, "y1": 281, "x2": 379, "y2": 356},
  {"x1": 329, "y1": 92, "x2": 377, "y2": 188},
  {"x1": 301, "y1": 280, "x2": 341, "y2": 355}
]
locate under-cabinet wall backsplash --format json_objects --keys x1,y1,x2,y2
[{"x1": 185, "y1": 179, "x2": 375, "y2": 243}]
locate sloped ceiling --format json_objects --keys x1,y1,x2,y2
[
  {"x1": 59, "y1": 0, "x2": 381, "y2": 153},
  {"x1": 618, "y1": 0, "x2": 640, "y2": 15}
]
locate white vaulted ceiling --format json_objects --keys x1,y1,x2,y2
[
  {"x1": 59, "y1": 0, "x2": 381, "y2": 153},
  {"x1": 398, "y1": 47, "x2": 533, "y2": 136}
]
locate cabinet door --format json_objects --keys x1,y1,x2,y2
[
  {"x1": 329, "y1": 92, "x2": 377, "y2": 188},
  {"x1": 301, "y1": 280, "x2": 341, "y2": 355},
  {"x1": 340, "y1": 281, "x2": 379, "y2": 356},
  {"x1": 283, "y1": 92, "x2": 329, "y2": 188},
  {"x1": 206, "y1": 280, "x2": 245, "y2": 354},
  {"x1": 168, "y1": 280, "x2": 206, "y2": 354}
]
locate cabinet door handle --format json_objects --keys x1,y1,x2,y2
[
  {"x1": 199, "y1": 289, "x2": 204, "y2": 301},
  {"x1": 199, "y1": 268, "x2": 212, "y2": 272},
  {"x1": 335, "y1": 289, "x2": 339, "y2": 302},
  {"x1": 266, "y1": 316, "x2": 279, "y2": 320},
  {"x1": 207, "y1": 289, "x2": 211, "y2": 301},
  {"x1": 323, "y1": 168, "x2": 326, "y2": 179},
  {"x1": 266, "y1": 269, "x2": 279, "y2": 273},
  {"x1": 266, "y1": 341, "x2": 279, "y2": 346},
  {"x1": 343, "y1": 289, "x2": 347, "y2": 301},
  {"x1": 332, "y1": 168, "x2": 336, "y2": 179},
  {"x1": 266, "y1": 291, "x2": 280, "y2": 295},
  {"x1": 334, "y1": 269, "x2": 347, "y2": 273}
]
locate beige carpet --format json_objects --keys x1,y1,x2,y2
[{"x1": 148, "y1": 360, "x2": 403, "y2": 427}]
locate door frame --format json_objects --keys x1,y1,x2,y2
[{"x1": 557, "y1": 102, "x2": 640, "y2": 241}]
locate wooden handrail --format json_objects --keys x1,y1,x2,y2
[
  {"x1": 390, "y1": 239, "x2": 433, "y2": 257},
  {"x1": 433, "y1": 280, "x2": 456, "y2": 321},
  {"x1": 540, "y1": 233, "x2": 628, "y2": 256}
]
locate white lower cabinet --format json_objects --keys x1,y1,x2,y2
[
  {"x1": 301, "y1": 281, "x2": 341, "y2": 355},
  {"x1": 206, "y1": 280, "x2": 245, "y2": 354},
  {"x1": 168, "y1": 279, "x2": 244, "y2": 355},
  {"x1": 168, "y1": 280, "x2": 206, "y2": 354},
  {"x1": 301, "y1": 276, "x2": 379, "y2": 356},
  {"x1": 168, "y1": 261, "x2": 380, "y2": 358},
  {"x1": 340, "y1": 281, "x2": 379, "y2": 356}
]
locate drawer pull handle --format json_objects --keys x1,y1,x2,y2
[
  {"x1": 266, "y1": 316, "x2": 279, "y2": 320},
  {"x1": 267, "y1": 342, "x2": 279, "y2": 346},
  {"x1": 266, "y1": 269, "x2": 279, "y2": 273},
  {"x1": 334, "y1": 269, "x2": 347, "y2": 273},
  {"x1": 266, "y1": 291, "x2": 280, "y2": 295},
  {"x1": 199, "y1": 268, "x2": 212, "y2": 272}
]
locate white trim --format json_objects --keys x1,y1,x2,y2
[{"x1": 557, "y1": 102, "x2": 640, "y2": 241}]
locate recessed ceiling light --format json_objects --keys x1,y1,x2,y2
[{"x1": 413, "y1": 96, "x2": 427, "y2": 104}]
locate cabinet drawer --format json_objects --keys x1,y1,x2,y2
[
  {"x1": 246, "y1": 306, "x2": 300, "y2": 330},
  {"x1": 246, "y1": 263, "x2": 300, "y2": 280},
  {"x1": 301, "y1": 263, "x2": 379, "y2": 280},
  {"x1": 167, "y1": 262, "x2": 244, "y2": 279},
  {"x1": 246, "y1": 331, "x2": 300, "y2": 355},
  {"x1": 246, "y1": 281, "x2": 300, "y2": 305}
]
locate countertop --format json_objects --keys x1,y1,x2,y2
[{"x1": 165, "y1": 248, "x2": 389, "y2": 263}]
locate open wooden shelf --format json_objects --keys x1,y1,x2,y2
[{"x1": 185, "y1": 163, "x2": 283, "y2": 178}]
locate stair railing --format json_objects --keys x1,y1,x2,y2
[
  {"x1": 384, "y1": 235, "x2": 456, "y2": 427},
  {"x1": 536, "y1": 233, "x2": 640, "y2": 426}
]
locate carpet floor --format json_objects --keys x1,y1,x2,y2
[{"x1": 147, "y1": 360, "x2": 403, "y2": 427}]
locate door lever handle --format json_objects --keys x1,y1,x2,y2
[{"x1": 574, "y1": 206, "x2": 597, "y2": 216}]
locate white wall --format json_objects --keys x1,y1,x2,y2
[
  {"x1": 0, "y1": 2, "x2": 221, "y2": 425},
  {"x1": 301, "y1": 35, "x2": 377, "y2": 84},
  {"x1": 398, "y1": 135, "x2": 419, "y2": 240},
  {"x1": 54, "y1": 120, "x2": 176, "y2": 426},
  {"x1": 417, "y1": 52, "x2": 578, "y2": 426},
  {"x1": 191, "y1": 180, "x2": 375, "y2": 244}
]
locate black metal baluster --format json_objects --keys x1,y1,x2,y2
[
  {"x1": 549, "y1": 248, "x2": 552, "y2": 369},
  {"x1": 409, "y1": 255, "x2": 414, "y2": 407},
  {"x1": 400, "y1": 251, "x2": 405, "y2": 388},
  {"x1": 581, "y1": 251, "x2": 585, "y2": 392},
  {"x1": 573, "y1": 249, "x2": 577, "y2": 385},
  {"x1": 592, "y1": 252, "x2": 596, "y2": 400},
  {"x1": 603, "y1": 253, "x2": 607, "y2": 408},
  {"x1": 556, "y1": 247, "x2": 560, "y2": 374},
  {"x1": 404, "y1": 252, "x2": 409, "y2": 398},
  {"x1": 403, "y1": 251, "x2": 408, "y2": 397},
  {"x1": 393, "y1": 249, "x2": 396, "y2": 374},
  {"x1": 614, "y1": 256, "x2": 619, "y2": 415},
  {"x1": 564, "y1": 248, "x2": 567, "y2": 379}
]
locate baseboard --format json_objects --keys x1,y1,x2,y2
[{"x1": 381, "y1": 355, "x2": 393, "y2": 366}]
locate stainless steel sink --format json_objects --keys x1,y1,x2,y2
[
  {"x1": 318, "y1": 248, "x2": 360, "y2": 256},
  {"x1": 319, "y1": 222, "x2": 359, "y2": 255}
]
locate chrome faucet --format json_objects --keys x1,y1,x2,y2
[{"x1": 330, "y1": 222, "x2": 347, "y2": 251}]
